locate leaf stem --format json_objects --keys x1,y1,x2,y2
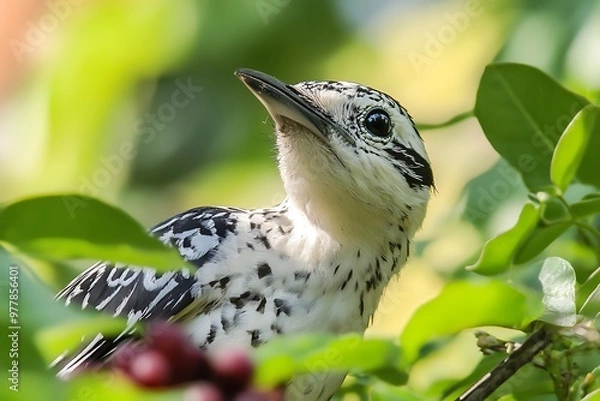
[{"x1": 415, "y1": 110, "x2": 474, "y2": 131}]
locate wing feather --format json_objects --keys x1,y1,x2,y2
[{"x1": 54, "y1": 207, "x2": 240, "y2": 377}]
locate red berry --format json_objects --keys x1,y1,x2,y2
[
  {"x1": 143, "y1": 321, "x2": 212, "y2": 384},
  {"x1": 211, "y1": 348, "x2": 255, "y2": 395},
  {"x1": 147, "y1": 321, "x2": 191, "y2": 359},
  {"x1": 111, "y1": 342, "x2": 144, "y2": 371},
  {"x1": 188, "y1": 348, "x2": 214, "y2": 380},
  {"x1": 110, "y1": 323, "x2": 222, "y2": 389},
  {"x1": 184, "y1": 383, "x2": 224, "y2": 401},
  {"x1": 171, "y1": 347, "x2": 213, "y2": 384},
  {"x1": 233, "y1": 391, "x2": 267, "y2": 401},
  {"x1": 129, "y1": 350, "x2": 171, "y2": 387}
]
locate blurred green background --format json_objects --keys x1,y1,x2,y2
[{"x1": 1, "y1": 0, "x2": 600, "y2": 399}]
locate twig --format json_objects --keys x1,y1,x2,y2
[{"x1": 456, "y1": 329, "x2": 552, "y2": 401}]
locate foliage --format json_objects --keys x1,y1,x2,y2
[
  {"x1": 0, "y1": 195, "x2": 187, "y2": 271},
  {"x1": 2, "y1": 61, "x2": 600, "y2": 400},
  {"x1": 2, "y1": 0, "x2": 600, "y2": 400}
]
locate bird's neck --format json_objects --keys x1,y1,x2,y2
[
  {"x1": 282, "y1": 194, "x2": 423, "y2": 252},
  {"x1": 260, "y1": 199, "x2": 413, "y2": 331}
]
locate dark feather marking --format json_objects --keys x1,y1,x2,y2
[
  {"x1": 294, "y1": 271, "x2": 311, "y2": 281},
  {"x1": 230, "y1": 296, "x2": 247, "y2": 309},
  {"x1": 231, "y1": 292, "x2": 262, "y2": 309},
  {"x1": 359, "y1": 297, "x2": 364, "y2": 316},
  {"x1": 59, "y1": 266, "x2": 197, "y2": 322},
  {"x1": 233, "y1": 308, "x2": 244, "y2": 325},
  {"x1": 248, "y1": 330, "x2": 262, "y2": 347},
  {"x1": 274, "y1": 298, "x2": 291, "y2": 316},
  {"x1": 257, "y1": 263, "x2": 272, "y2": 279},
  {"x1": 340, "y1": 270, "x2": 353, "y2": 291},
  {"x1": 385, "y1": 142, "x2": 433, "y2": 188},
  {"x1": 256, "y1": 297, "x2": 267, "y2": 314},
  {"x1": 255, "y1": 234, "x2": 271, "y2": 249},
  {"x1": 391, "y1": 256, "x2": 400, "y2": 272},
  {"x1": 207, "y1": 324, "x2": 217, "y2": 344},
  {"x1": 151, "y1": 207, "x2": 240, "y2": 269},
  {"x1": 221, "y1": 314, "x2": 232, "y2": 332},
  {"x1": 209, "y1": 276, "x2": 230, "y2": 289}
]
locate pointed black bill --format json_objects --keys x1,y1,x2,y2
[{"x1": 235, "y1": 68, "x2": 354, "y2": 145}]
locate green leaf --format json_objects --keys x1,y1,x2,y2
[
  {"x1": 0, "y1": 194, "x2": 186, "y2": 271},
  {"x1": 68, "y1": 374, "x2": 184, "y2": 401},
  {"x1": 578, "y1": 267, "x2": 600, "y2": 310},
  {"x1": 538, "y1": 257, "x2": 577, "y2": 327},
  {"x1": 574, "y1": 116, "x2": 600, "y2": 190},
  {"x1": 475, "y1": 63, "x2": 588, "y2": 191},
  {"x1": 400, "y1": 280, "x2": 542, "y2": 365},
  {"x1": 0, "y1": 372, "x2": 66, "y2": 401},
  {"x1": 579, "y1": 284, "x2": 600, "y2": 319},
  {"x1": 513, "y1": 222, "x2": 571, "y2": 264},
  {"x1": 582, "y1": 389, "x2": 600, "y2": 401},
  {"x1": 541, "y1": 197, "x2": 570, "y2": 222},
  {"x1": 551, "y1": 105, "x2": 600, "y2": 191},
  {"x1": 369, "y1": 367, "x2": 409, "y2": 386},
  {"x1": 441, "y1": 352, "x2": 506, "y2": 399},
  {"x1": 35, "y1": 317, "x2": 131, "y2": 364},
  {"x1": 461, "y1": 160, "x2": 528, "y2": 228},
  {"x1": 253, "y1": 334, "x2": 406, "y2": 387},
  {"x1": 582, "y1": 366, "x2": 600, "y2": 396},
  {"x1": 496, "y1": 363, "x2": 556, "y2": 400},
  {"x1": 370, "y1": 383, "x2": 427, "y2": 401},
  {"x1": 571, "y1": 196, "x2": 600, "y2": 218},
  {"x1": 468, "y1": 203, "x2": 541, "y2": 275}
]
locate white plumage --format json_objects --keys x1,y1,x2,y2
[{"x1": 55, "y1": 69, "x2": 433, "y2": 400}]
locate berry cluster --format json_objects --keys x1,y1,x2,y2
[{"x1": 111, "y1": 322, "x2": 283, "y2": 401}]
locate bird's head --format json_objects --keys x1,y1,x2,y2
[{"x1": 236, "y1": 69, "x2": 433, "y2": 245}]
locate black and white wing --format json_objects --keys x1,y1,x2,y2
[{"x1": 54, "y1": 207, "x2": 241, "y2": 377}]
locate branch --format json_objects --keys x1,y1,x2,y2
[{"x1": 456, "y1": 329, "x2": 552, "y2": 401}]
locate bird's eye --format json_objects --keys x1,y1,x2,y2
[{"x1": 364, "y1": 109, "x2": 392, "y2": 137}]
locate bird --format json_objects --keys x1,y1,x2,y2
[{"x1": 54, "y1": 68, "x2": 434, "y2": 400}]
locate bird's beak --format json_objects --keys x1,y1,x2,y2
[{"x1": 235, "y1": 68, "x2": 354, "y2": 145}]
